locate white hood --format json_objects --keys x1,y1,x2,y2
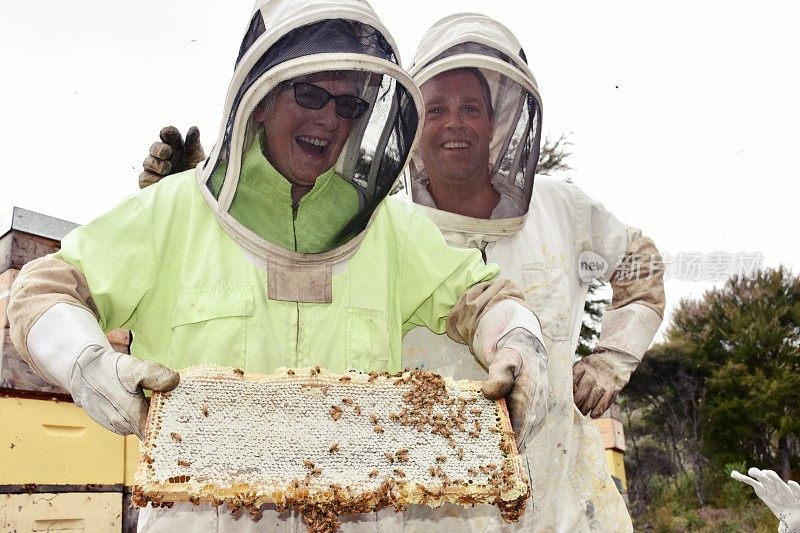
[{"x1": 196, "y1": 0, "x2": 424, "y2": 260}]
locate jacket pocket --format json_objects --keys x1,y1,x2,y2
[
  {"x1": 169, "y1": 287, "x2": 253, "y2": 370},
  {"x1": 346, "y1": 307, "x2": 390, "y2": 372},
  {"x1": 521, "y1": 263, "x2": 571, "y2": 342}
]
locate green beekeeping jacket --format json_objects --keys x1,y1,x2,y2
[{"x1": 55, "y1": 168, "x2": 499, "y2": 374}]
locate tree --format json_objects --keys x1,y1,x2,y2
[
  {"x1": 677, "y1": 268, "x2": 800, "y2": 480},
  {"x1": 624, "y1": 267, "x2": 800, "y2": 512},
  {"x1": 576, "y1": 279, "x2": 609, "y2": 356},
  {"x1": 538, "y1": 133, "x2": 573, "y2": 174}
]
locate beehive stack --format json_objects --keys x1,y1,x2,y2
[
  {"x1": 0, "y1": 207, "x2": 134, "y2": 532},
  {"x1": 133, "y1": 366, "x2": 530, "y2": 533}
]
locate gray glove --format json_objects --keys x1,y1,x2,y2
[
  {"x1": 481, "y1": 328, "x2": 549, "y2": 446},
  {"x1": 471, "y1": 300, "x2": 550, "y2": 449},
  {"x1": 732, "y1": 468, "x2": 800, "y2": 533},
  {"x1": 572, "y1": 353, "x2": 629, "y2": 418},
  {"x1": 139, "y1": 125, "x2": 206, "y2": 188}
]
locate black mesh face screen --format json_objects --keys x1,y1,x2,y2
[{"x1": 236, "y1": 11, "x2": 267, "y2": 68}]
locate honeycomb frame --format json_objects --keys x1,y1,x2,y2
[{"x1": 133, "y1": 366, "x2": 530, "y2": 532}]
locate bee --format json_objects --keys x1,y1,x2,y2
[
  {"x1": 384, "y1": 452, "x2": 395, "y2": 464},
  {"x1": 467, "y1": 468, "x2": 479, "y2": 477},
  {"x1": 287, "y1": 369, "x2": 295, "y2": 376},
  {"x1": 188, "y1": 496, "x2": 200, "y2": 505},
  {"x1": 329, "y1": 442, "x2": 339, "y2": 454},
  {"x1": 367, "y1": 372, "x2": 379, "y2": 383},
  {"x1": 374, "y1": 425, "x2": 384, "y2": 434},
  {"x1": 143, "y1": 453, "x2": 154, "y2": 464},
  {"x1": 177, "y1": 460, "x2": 191, "y2": 467},
  {"x1": 457, "y1": 448, "x2": 464, "y2": 461},
  {"x1": 394, "y1": 468, "x2": 406, "y2": 477},
  {"x1": 474, "y1": 420, "x2": 481, "y2": 431},
  {"x1": 339, "y1": 376, "x2": 351, "y2": 383},
  {"x1": 329, "y1": 405, "x2": 342, "y2": 421},
  {"x1": 312, "y1": 467, "x2": 322, "y2": 476},
  {"x1": 354, "y1": 405, "x2": 362, "y2": 415},
  {"x1": 369, "y1": 469, "x2": 379, "y2": 478},
  {"x1": 370, "y1": 414, "x2": 379, "y2": 424},
  {"x1": 170, "y1": 432, "x2": 182, "y2": 443},
  {"x1": 202, "y1": 404, "x2": 209, "y2": 417},
  {"x1": 436, "y1": 455, "x2": 447, "y2": 464},
  {"x1": 304, "y1": 459, "x2": 315, "y2": 470},
  {"x1": 429, "y1": 465, "x2": 437, "y2": 477},
  {"x1": 470, "y1": 407, "x2": 482, "y2": 415},
  {"x1": 342, "y1": 397, "x2": 353, "y2": 405},
  {"x1": 233, "y1": 368, "x2": 244, "y2": 377}
]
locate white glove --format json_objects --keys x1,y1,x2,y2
[
  {"x1": 26, "y1": 303, "x2": 179, "y2": 438},
  {"x1": 473, "y1": 300, "x2": 549, "y2": 449},
  {"x1": 732, "y1": 468, "x2": 800, "y2": 533}
]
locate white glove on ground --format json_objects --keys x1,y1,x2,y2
[
  {"x1": 473, "y1": 300, "x2": 549, "y2": 449},
  {"x1": 27, "y1": 303, "x2": 179, "y2": 438},
  {"x1": 732, "y1": 468, "x2": 800, "y2": 533}
]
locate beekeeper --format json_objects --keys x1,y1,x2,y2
[
  {"x1": 7, "y1": 1, "x2": 550, "y2": 531},
  {"x1": 397, "y1": 13, "x2": 665, "y2": 532}
]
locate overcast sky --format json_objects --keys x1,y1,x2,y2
[{"x1": 2, "y1": 0, "x2": 798, "y2": 338}]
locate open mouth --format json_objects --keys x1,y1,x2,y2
[
  {"x1": 296, "y1": 136, "x2": 330, "y2": 156},
  {"x1": 442, "y1": 141, "x2": 470, "y2": 150}
]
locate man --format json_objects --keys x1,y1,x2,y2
[
  {"x1": 400, "y1": 14, "x2": 664, "y2": 532},
  {"x1": 138, "y1": 12, "x2": 664, "y2": 532},
  {"x1": 7, "y1": 2, "x2": 549, "y2": 531}
]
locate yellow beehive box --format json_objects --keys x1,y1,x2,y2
[
  {"x1": 604, "y1": 449, "x2": 627, "y2": 492},
  {"x1": 124, "y1": 435, "x2": 141, "y2": 487},
  {"x1": 0, "y1": 492, "x2": 121, "y2": 531},
  {"x1": 0, "y1": 396, "x2": 124, "y2": 485}
]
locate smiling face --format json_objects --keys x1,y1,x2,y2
[
  {"x1": 256, "y1": 72, "x2": 362, "y2": 187},
  {"x1": 419, "y1": 69, "x2": 494, "y2": 186}
]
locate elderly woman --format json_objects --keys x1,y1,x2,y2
[{"x1": 8, "y1": 0, "x2": 549, "y2": 531}]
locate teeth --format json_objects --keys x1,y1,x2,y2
[
  {"x1": 443, "y1": 142, "x2": 469, "y2": 149},
  {"x1": 298, "y1": 136, "x2": 329, "y2": 147}
]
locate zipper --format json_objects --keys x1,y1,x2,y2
[{"x1": 292, "y1": 199, "x2": 300, "y2": 367}]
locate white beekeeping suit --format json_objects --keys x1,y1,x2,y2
[{"x1": 401, "y1": 13, "x2": 665, "y2": 533}]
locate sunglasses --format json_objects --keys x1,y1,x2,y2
[{"x1": 291, "y1": 82, "x2": 369, "y2": 120}]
